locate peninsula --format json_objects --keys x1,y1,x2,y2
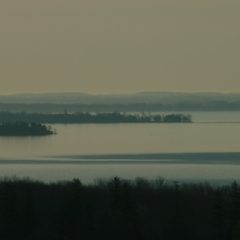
[
  {"x1": 0, "y1": 112, "x2": 192, "y2": 124},
  {"x1": 0, "y1": 122, "x2": 55, "y2": 136}
]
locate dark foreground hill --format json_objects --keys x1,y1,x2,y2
[{"x1": 0, "y1": 176, "x2": 239, "y2": 240}]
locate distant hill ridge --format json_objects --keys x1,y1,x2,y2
[{"x1": 1, "y1": 92, "x2": 240, "y2": 104}]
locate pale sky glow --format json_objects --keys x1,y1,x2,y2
[{"x1": 1, "y1": 1, "x2": 240, "y2": 94}]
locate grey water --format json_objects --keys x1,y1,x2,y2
[{"x1": 1, "y1": 111, "x2": 240, "y2": 184}]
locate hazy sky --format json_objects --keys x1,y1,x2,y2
[{"x1": 1, "y1": 1, "x2": 240, "y2": 94}]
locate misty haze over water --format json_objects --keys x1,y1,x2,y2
[{"x1": 0, "y1": 111, "x2": 240, "y2": 183}]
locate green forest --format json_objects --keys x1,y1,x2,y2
[{"x1": 0, "y1": 177, "x2": 239, "y2": 240}]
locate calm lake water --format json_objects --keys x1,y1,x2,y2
[{"x1": 0, "y1": 111, "x2": 240, "y2": 184}]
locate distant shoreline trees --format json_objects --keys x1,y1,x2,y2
[
  {"x1": 0, "y1": 101, "x2": 239, "y2": 113},
  {"x1": 0, "y1": 112, "x2": 192, "y2": 124}
]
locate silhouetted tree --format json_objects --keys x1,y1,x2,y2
[
  {"x1": 165, "y1": 181, "x2": 188, "y2": 240},
  {"x1": 0, "y1": 180, "x2": 19, "y2": 240},
  {"x1": 120, "y1": 181, "x2": 143, "y2": 240},
  {"x1": 212, "y1": 188, "x2": 228, "y2": 240},
  {"x1": 57, "y1": 178, "x2": 83, "y2": 240},
  {"x1": 229, "y1": 181, "x2": 240, "y2": 238}
]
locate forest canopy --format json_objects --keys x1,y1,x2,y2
[
  {"x1": 0, "y1": 112, "x2": 192, "y2": 124},
  {"x1": 0, "y1": 176, "x2": 239, "y2": 240}
]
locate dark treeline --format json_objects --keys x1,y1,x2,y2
[
  {"x1": 0, "y1": 122, "x2": 54, "y2": 136},
  {"x1": 0, "y1": 177, "x2": 240, "y2": 240},
  {"x1": 0, "y1": 101, "x2": 240, "y2": 113},
  {"x1": 0, "y1": 112, "x2": 192, "y2": 124}
]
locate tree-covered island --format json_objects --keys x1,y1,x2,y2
[
  {"x1": 0, "y1": 122, "x2": 55, "y2": 136},
  {"x1": 0, "y1": 112, "x2": 192, "y2": 124}
]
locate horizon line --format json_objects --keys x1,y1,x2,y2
[{"x1": 1, "y1": 91, "x2": 240, "y2": 96}]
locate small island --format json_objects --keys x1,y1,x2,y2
[{"x1": 0, "y1": 122, "x2": 55, "y2": 136}]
